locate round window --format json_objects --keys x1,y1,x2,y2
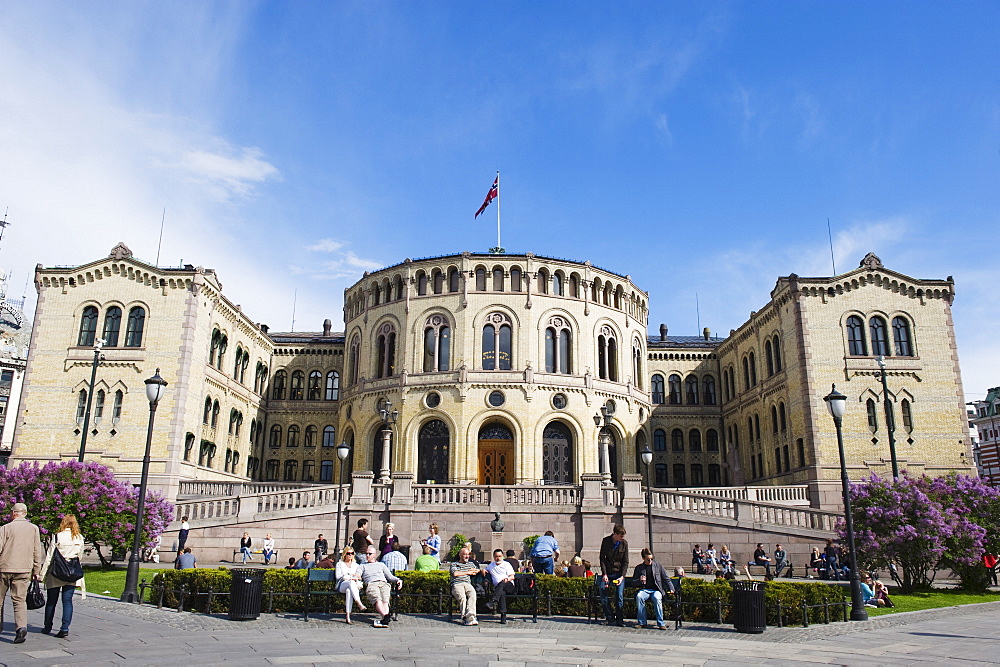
[
  {"x1": 552, "y1": 393, "x2": 568, "y2": 410},
  {"x1": 488, "y1": 390, "x2": 506, "y2": 407},
  {"x1": 425, "y1": 391, "x2": 441, "y2": 408}
]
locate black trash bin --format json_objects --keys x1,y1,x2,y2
[
  {"x1": 731, "y1": 580, "x2": 767, "y2": 633},
  {"x1": 229, "y1": 568, "x2": 266, "y2": 621}
]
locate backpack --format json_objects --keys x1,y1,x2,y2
[{"x1": 514, "y1": 574, "x2": 535, "y2": 596}]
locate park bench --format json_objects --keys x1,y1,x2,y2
[
  {"x1": 587, "y1": 575, "x2": 683, "y2": 628},
  {"x1": 443, "y1": 572, "x2": 539, "y2": 623},
  {"x1": 231, "y1": 548, "x2": 279, "y2": 563},
  {"x1": 302, "y1": 569, "x2": 339, "y2": 621}
]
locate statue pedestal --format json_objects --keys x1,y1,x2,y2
[{"x1": 490, "y1": 531, "x2": 504, "y2": 558}]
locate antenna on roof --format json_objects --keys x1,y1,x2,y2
[
  {"x1": 0, "y1": 208, "x2": 10, "y2": 249},
  {"x1": 155, "y1": 207, "x2": 166, "y2": 267},
  {"x1": 827, "y1": 217, "x2": 837, "y2": 275},
  {"x1": 696, "y1": 292, "x2": 701, "y2": 333},
  {"x1": 291, "y1": 289, "x2": 297, "y2": 333}
]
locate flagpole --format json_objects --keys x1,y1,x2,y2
[{"x1": 496, "y1": 170, "x2": 501, "y2": 251}]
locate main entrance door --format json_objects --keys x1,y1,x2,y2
[{"x1": 478, "y1": 423, "x2": 514, "y2": 485}]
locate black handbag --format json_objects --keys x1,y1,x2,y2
[
  {"x1": 50, "y1": 547, "x2": 85, "y2": 582},
  {"x1": 26, "y1": 578, "x2": 45, "y2": 610}
]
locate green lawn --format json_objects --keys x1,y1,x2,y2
[
  {"x1": 866, "y1": 588, "x2": 1000, "y2": 616},
  {"x1": 83, "y1": 566, "x2": 172, "y2": 599}
]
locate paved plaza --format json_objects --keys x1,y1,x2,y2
[{"x1": 1, "y1": 593, "x2": 997, "y2": 665}]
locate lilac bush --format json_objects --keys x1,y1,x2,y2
[{"x1": 0, "y1": 461, "x2": 173, "y2": 566}]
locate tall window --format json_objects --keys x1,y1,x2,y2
[
  {"x1": 779, "y1": 403, "x2": 787, "y2": 431},
  {"x1": 184, "y1": 433, "x2": 195, "y2": 461},
  {"x1": 475, "y1": 267, "x2": 486, "y2": 291},
  {"x1": 536, "y1": 268, "x2": 549, "y2": 294},
  {"x1": 707, "y1": 429, "x2": 719, "y2": 451},
  {"x1": 102, "y1": 307, "x2": 122, "y2": 346},
  {"x1": 544, "y1": 317, "x2": 571, "y2": 374},
  {"x1": 708, "y1": 464, "x2": 721, "y2": 485},
  {"x1": 510, "y1": 267, "x2": 522, "y2": 292},
  {"x1": 869, "y1": 316, "x2": 889, "y2": 356},
  {"x1": 866, "y1": 398, "x2": 879, "y2": 433},
  {"x1": 492, "y1": 267, "x2": 505, "y2": 291},
  {"x1": 742, "y1": 357, "x2": 751, "y2": 391},
  {"x1": 348, "y1": 335, "x2": 360, "y2": 384},
  {"x1": 264, "y1": 459, "x2": 279, "y2": 481},
  {"x1": 304, "y1": 425, "x2": 317, "y2": 448},
  {"x1": 892, "y1": 317, "x2": 913, "y2": 356},
  {"x1": 772, "y1": 335, "x2": 782, "y2": 371},
  {"x1": 655, "y1": 464, "x2": 668, "y2": 486},
  {"x1": 308, "y1": 371, "x2": 322, "y2": 399},
  {"x1": 325, "y1": 371, "x2": 340, "y2": 400},
  {"x1": 671, "y1": 429, "x2": 683, "y2": 452},
  {"x1": 448, "y1": 268, "x2": 460, "y2": 292},
  {"x1": 765, "y1": 339, "x2": 774, "y2": 376},
  {"x1": 703, "y1": 375, "x2": 717, "y2": 405},
  {"x1": 432, "y1": 269, "x2": 444, "y2": 294},
  {"x1": 651, "y1": 374, "x2": 665, "y2": 404},
  {"x1": 271, "y1": 370, "x2": 287, "y2": 400},
  {"x1": 691, "y1": 464, "x2": 704, "y2": 486},
  {"x1": 748, "y1": 351, "x2": 757, "y2": 386},
  {"x1": 423, "y1": 315, "x2": 451, "y2": 372},
  {"x1": 685, "y1": 375, "x2": 699, "y2": 404},
  {"x1": 541, "y1": 421, "x2": 573, "y2": 483},
  {"x1": 211, "y1": 400, "x2": 220, "y2": 428},
  {"x1": 417, "y1": 419, "x2": 450, "y2": 483},
  {"x1": 482, "y1": 313, "x2": 513, "y2": 371},
  {"x1": 323, "y1": 425, "x2": 336, "y2": 447},
  {"x1": 597, "y1": 327, "x2": 618, "y2": 381},
  {"x1": 302, "y1": 461, "x2": 315, "y2": 482},
  {"x1": 320, "y1": 460, "x2": 334, "y2": 482},
  {"x1": 269, "y1": 425, "x2": 281, "y2": 447},
  {"x1": 689, "y1": 429, "x2": 702, "y2": 452},
  {"x1": 94, "y1": 390, "x2": 105, "y2": 422},
  {"x1": 375, "y1": 323, "x2": 397, "y2": 378},
  {"x1": 287, "y1": 425, "x2": 299, "y2": 447},
  {"x1": 653, "y1": 428, "x2": 666, "y2": 451},
  {"x1": 632, "y1": 340, "x2": 643, "y2": 389},
  {"x1": 552, "y1": 272, "x2": 564, "y2": 296},
  {"x1": 78, "y1": 306, "x2": 98, "y2": 346},
  {"x1": 673, "y1": 464, "x2": 686, "y2": 487},
  {"x1": 124, "y1": 306, "x2": 145, "y2": 347},
  {"x1": 901, "y1": 399, "x2": 914, "y2": 433},
  {"x1": 203, "y1": 397, "x2": 212, "y2": 424},
  {"x1": 847, "y1": 315, "x2": 867, "y2": 355},
  {"x1": 113, "y1": 390, "x2": 123, "y2": 422},
  {"x1": 290, "y1": 371, "x2": 304, "y2": 400},
  {"x1": 416, "y1": 271, "x2": 427, "y2": 295},
  {"x1": 284, "y1": 460, "x2": 298, "y2": 481},
  {"x1": 668, "y1": 374, "x2": 681, "y2": 405}
]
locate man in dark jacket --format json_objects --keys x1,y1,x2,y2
[
  {"x1": 631, "y1": 548, "x2": 676, "y2": 629},
  {"x1": 598, "y1": 524, "x2": 629, "y2": 626}
]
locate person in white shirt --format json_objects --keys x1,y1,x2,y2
[
  {"x1": 334, "y1": 546, "x2": 366, "y2": 624},
  {"x1": 262, "y1": 533, "x2": 276, "y2": 565},
  {"x1": 42, "y1": 514, "x2": 86, "y2": 638},
  {"x1": 380, "y1": 542, "x2": 408, "y2": 572},
  {"x1": 484, "y1": 548, "x2": 516, "y2": 623}
]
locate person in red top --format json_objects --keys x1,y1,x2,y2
[{"x1": 983, "y1": 553, "x2": 998, "y2": 586}]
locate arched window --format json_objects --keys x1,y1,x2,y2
[
  {"x1": 448, "y1": 268, "x2": 460, "y2": 293},
  {"x1": 655, "y1": 464, "x2": 668, "y2": 486},
  {"x1": 423, "y1": 315, "x2": 451, "y2": 372},
  {"x1": 394, "y1": 276, "x2": 404, "y2": 300},
  {"x1": 371, "y1": 282, "x2": 381, "y2": 306},
  {"x1": 94, "y1": 389, "x2": 105, "y2": 422},
  {"x1": 779, "y1": 403, "x2": 787, "y2": 431},
  {"x1": 249, "y1": 419, "x2": 257, "y2": 445},
  {"x1": 325, "y1": 371, "x2": 340, "y2": 400},
  {"x1": 668, "y1": 374, "x2": 681, "y2": 405},
  {"x1": 269, "y1": 424, "x2": 281, "y2": 447},
  {"x1": 552, "y1": 272, "x2": 563, "y2": 296},
  {"x1": 283, "y1": 460, "x2": 298, "y2": 481},
  {"x1": 203, "y1": 397, "x2": 212, "y2": 424},
  {"x1": 416, "y1": 271, "x2": 428, "y2": 295},
  {"x1": 536, "y1": 268, "x2": 549, "y2": 294},
  {"x1": 869, "y1": 316, "x2": 889, "y2": 356},
  {"x1": 271, "y1": 370, "x2": 287, "y2": 400},
  {"x1": 673, "y1": 464, "x2": 686, "y2": 487},
  {"x1": 228, "y1": 408, "x2": 239, "y2": 435},
  {"x1": 102, "y1": 306, "x2": 122, "y2": 346},
  {"x1": 304, "y1": 425, "x2": 317, "y2": 447},
  {"x1": 125, "y1": 306, "x2": 145, "y2": 347},
  {"x1": 708, "y1": 464, "x2": 721, "y2": 485},
  {"x1": 764, "y1": 340, "x2": 774, "y2": 376},
  {"x1": 671, "y1": 429, "x2": 684, "y2": 452},
  {"x1": 482, "y1": 313, "x2": 513, "y2": 371},
  {"x1": 215, "y1": 333, "x2": 227, "y2": 368},
  {"x1": 847, "y1": 315, "x2": 867, "y2": 355},
  {"x1": 184, "y1": 433, "x2": 195, "y2": 461},
  {"x1": 492, "y1": 267, "x2": 505, "y2": 291},
  {"x1": 771, "y1": 405, "x2": 779, "y2": 433},
  {"x1": 375, "y1": 323, "x2": 397, "y2": 378},
  {"x1": 866, "y1": 398, "x2": 879, "y2": 433},
  {"x1": 510, "y1": 267, "x2": 522, "y2": 292},
  {"x1": 754, "y1": 414, "x2": 761, "y2": 441},
  {"x1": 290, "y1": 371, "x2": 305, "y2": 400},
  {"x1": 685, "y1": 375, "x2": 699, "y2": 405},
  {"x1": 113, "y1": 389, "x2": 123, "y2": 422},
  {"x1": 417, "y1": 419, "x2": 450, "y2": 483},
  {"x1": 264, "y1": 459, "x2": 279, "y2": 481},
  {"x1": 78, "y1": 306, "x2": 98, "y2": 346},
  {"x1": 691, "y1": 464, "x2": 704, "y2": 486},
  {"x1": 287, "y1": 425, "x2": 300, "y2": 447},
  {"x1": 544, "y1": 317, "x2": 571, "y2": 374},
  {"x1": 542, "y1": 421, "x2": 573, "y2": 483},
  {"x1": 569, "y1": 275, "x2": 579, "y2": 298},
  {"x1": 211, "y1": 400, "x2": 220, "y2": 428},
  {"x1": 703, "y1": 375, "x2": 717, "y2": 405},
  {"x1": 747, "y1": 416, "x2": 755, "y2": 444},
  {"x1": 689, "y1": 429, "x2": 702, "y2": 452},
  {"x1": 603, "y1": 283, "x2": 612, "y2": 306},
  {"x1": 651, "y1": 374, "x2": 665, "y2": 404},
  {"x1": 323, "y1": 425, "x2": 336, "y2": 447},
  {"x1": 348, "y1": 335, "x2": 361, "y2": 384},
  {"x1": 772, "y1": 335, "x2": 782, "y2": 371},
  {"x1": 901, "y1": 399, "x2": 914, "y2": 433},
  {"x1": 748, "y1": 351, "x2": 757, "y2": 386},
  {"x1": 597, "y1": 327, "x2": 618, "y2": 381},
  {"x1": 893, "y1": 317, "x2": 914, "y2": 356},
  {"x1": 302, "y1": 460, "x2": 315, "y2": 482},
  {"x1": 632, "y1": 340, "x2": 643, "y2": 389},
  {"x1": 653, "y1": 428, "x2": 666, "y2": 451},
  {"x1": 742, "y1": 357, "x2": 751, "y2": 391},
  {"x1": 432, "y1": 269, "x2": 444, "y2": 294},
  {"x1": 320, "y1": 460, "x2": 334, "y2": 482},
  {"x1": 475, "y1": 267, "x2": 487, "y2": 291},
  {"x1": 307, "y1": 371, "x2": 322, "y2": 399},
  {"x1": 706, "y1": 429, "x2": 719, "y2": 452}
]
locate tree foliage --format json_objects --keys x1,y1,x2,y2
[{"x1": 0, "y1": 461, "x2": 173, "y2": 566}]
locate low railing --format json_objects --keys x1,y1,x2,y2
[
  {"x1": 673, "y1": 485, "x2": 809, "y2": 506},
  {"x1": 178, "y1": 481, "x2": 310, "y2": 498},
  {"x1": 411, "y1": 485, "x2": 579, "y2": 506},
  {"x1": 649, "y1": 488, "x2": 838, "y2": 532},
  {"x1": 174, "y1": 496, "x2": 240, "y2": 521},
  {"x1": 256, "y1": 485, "x2": 345, "y2": 514},
  {"x1": 747, "y1": 502, "x2": 839, "y2": 532}
]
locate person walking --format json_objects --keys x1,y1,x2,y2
[
  {"x1": 598, "y1": 524, "x2": 629, "y2": 626},
  {"x1": 42, "y1": 514, "x2": 86, "y2": 638},
  {"x1": 530, "y1": 531, "x2": 560, "y2": 575},
  {"x1": 0, "y1": 502, "x2": 44, "y2": 644},
  {"x1": 176, "y1": 516, "x2": 190, "y2": 560}
]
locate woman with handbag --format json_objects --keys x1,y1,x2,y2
[{"x1": 42, "y1": 514, "x2": 86, "y2": 638}]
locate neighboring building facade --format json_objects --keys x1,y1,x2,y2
[
  {"x1": 969, "y1": 387, "x2": 1000, "y2": 486},
  {"x1": 11, "y1": 245, "x2": 977, "y2": 504},
  {"x1": 0, "y1": 284, "x2": 29, "y2": 467}
]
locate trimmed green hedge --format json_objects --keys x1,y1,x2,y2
[{"x1": 149, "y1": 569, "x2": 846, "y2": 625}]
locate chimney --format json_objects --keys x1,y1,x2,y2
[
  {"x1": 323, "y1": 319, "x2": 332, "y2": 336},
  {"x1": 703, "y1": 327, "x2": 711, "y2": 341},
  {"x1": 259, "y1": 323, "x2": 269, "y2": 334},
  {"x1": 659, "y1": 324, "x2": 667, "y2": 341}
]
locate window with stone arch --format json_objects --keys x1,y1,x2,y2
[
  {"x1": 632, "y1": 339, "x2": 643, "y2": 389},
  {"x1": 417, "y1": 419, "x2": 450, "y2": 484},
  {"x1": 869, "y1": 316, "x2": 889, "y2": 356},
  {"x1": 432, "y1": 268, "x2": 444, "y2": 294},
  {"x1": 305, "y1": 425, "x2": 317, "y2": 447},
  {"x1": 671, "y1": 428, "x2": 684, "y2": 452},
  {"x1": 290, "y1": 370, "x2": 305, "y2": 400},
  {"x1": 271, "y1": 370, "x2": 287, "y2": 400},
  {"x1": 348, "y1": 334, "x2": 361, "y2": 384},
  {"x1": 325, "y1": 371, "x2": 340, "y2": 400},
  {"x1": 569, "y1": 274, "x2": 580, "y2": 298},
  {"x1": 287, "y1": 424, "x2": 299, "y2": 447},
  {"x1": 597, "y1": 326, "x2": 618, "y2": 381},
  {"x1": 765, "y1": 339, "x2": 775, "y2": 376},
  {"x1": 475, "y1": 267, "x2": 487, "y2": 291},
  {"x1": 707, "y1": 429, "x2": 719, "y2": 451},
  {"x1": 544, "y1": 316, "x2": 572, "y2": 374},
  {"x1": 448, "y1": 267, "x2": 461, "y2": 293},
  {"x1": 124, "y1": 306, "x2": 145, "y2": 347},
  {"x1": 308, "y1": 370, "x2": 322, "y2": 399},
  {"x1": 422, "y1": 314, "x2": 451, "y2": 372},
  {"x1": 772, "y1": 335, "x2": 782, "y2": 371},
  {"x1": 703, "y1": 375, "x2": 717, "y2": 405},
  {"x1": 483, "y1": 313, "x2": 513, "y2": 370},
  {"x1": 416, "y1": 271, "x2": 428, "y2": 295},
  {"x1": 892, "y1": 316, "x2": 914, "y2": 356},
  {"x1": 552, "y1": 271, "x2": 564, "y2": 296},
  {"x1": 492, "y1": 266, "x2": 505, "y2": 291},
  {"x1": 866, "y1": 398, "x2": 879, "y2": 433},
  {"x1": 269, "y1": 424, "x2": 281, "y2": 447},
  {"x1": 371, "y1": 281, "x2": 381, "y2": 306},
  {"x1": 653, "y1": 428, "x2": 666, "y2": 451},
  {"x1": 542, "y1": 421, "x2": 574, "y2": 483},
  {"x1": 846, "y1": 315, "x2": 867, "y2": 356},
  {"x1": 78, "y1": 306, "x2": 98, "y2": 347},
  {"x1": 685, "y1": 375, "x2": 699, "y2": 405},
  {"x1": 102, "y1": 306, "x2": 122, "y2": 346},
  {"x1": 651, "y1": 374, "x2": 665, "y2": 404},
  {"x1": 536, "y1": 268, "x2": 549, "y2": 294},
  {"x1": 510, "y1": 267, "x2": 522, "y2": 292},
  {"x1": 393, "y1": 275, "x2": 404, "y2": 300},
  {"x1": 668, "y1": 374, "x2": 682, "y2": 404},
  {"x1": 689, "y1": 429, "x2": 702, "y2": 452},
  {"x1": 375, "y1": 322, "x2": 397, "y2": 379}
]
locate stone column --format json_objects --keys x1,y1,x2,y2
[
  {"x1": 620, "y1": 474, "x2": 648, "y2": 556},
  {"x1": 579, "y1": 473, "x2": 611, "y2": 565},
  {"x1": 390, "y1": 472, "x2": 415, "y2": 565}
]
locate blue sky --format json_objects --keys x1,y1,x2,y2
[{"x1": 1, "y1": 1, "x2": 997, "y2": 398}]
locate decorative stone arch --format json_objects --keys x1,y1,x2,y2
[
  {"x1": 415, "y1": 417, "x2": 451, "y2": 484},
  {"x1": 465, "y1": 414, "x2": 524, "y2": 485}
]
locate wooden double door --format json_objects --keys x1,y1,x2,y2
[{"x1": 478, "y1": 439, "x2": 514, "y2": 485}]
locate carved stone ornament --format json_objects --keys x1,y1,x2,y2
[
  {"x1": 549, "y1": 316, "x2": 565, "y2": 329},
  {"x1": 860, "y1": 252, "x2": 883, "y2": 270},
  {"x1": 109, "y1": 242, "x2": 133, "y2": 260}
]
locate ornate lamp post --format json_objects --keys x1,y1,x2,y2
[
  {"x1": 641, "y1": 446, "x2": 654, "y2": 551},
  {"x1": 378, "y1": 398, "x2": 398, "y2": 484},
  {"x1": 78, "y1": 338, "x2": 106, "y2": 462},
  {"x1": 593, "y1": 403, "x2": 615, "y2": 486},
  {"x1": 121, "y1": 368, "x2": 168, "y2": 603},
  {"x1": 334, "y1": 439, "x2": 351, "y2": 554},
  {"x1": 824, "y1": 384, "x2": 868, "y2": 622},
  {"x1": 875, "y1": 356, "x2": 900, "y2": 479}
]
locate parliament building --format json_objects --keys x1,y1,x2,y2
[{"x1": 11, "y1": 244, "x2": 975, "y2": 506}]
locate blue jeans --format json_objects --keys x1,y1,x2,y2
[
  {"x1": 241, "y1": 546, "x2": 252, "y2": 563},
  {"x1": 263, "y1": 549, "x2": 274, "y2": 564},
  {"x1": 532, "y1": 557, "x2": 554, "y2": 575},
  {"x1": 635, "y1": 589, "x2": 664, "y2": 626},
  {"x1": 44, "y1": 585, "x2": 75, "y2": 633},
  {"x1": 598, "y1": 574, "x2": 625, "y2": 620}
]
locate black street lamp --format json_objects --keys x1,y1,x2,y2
[
  {"x1": 78, "y1": 338, "x2": 106, "y2": 462},
  {"x1": 875, "y1": 356, "x2": 900, "y2": 479},
  {"x1": 121, "y1": 368, "x2": 168, "y2": 603},
  {"x1": 824, "y1": 384, "x2": 868, "y2": 622},
  {"x1": 593, "y1": 403, "x2": 615, "y2": 486},
  {"x1": 334, "y1": 440, "x2": 351, "y2": 554},
  {"x1": 640, "y1": 446, "x2": 654, "y2": 551}
]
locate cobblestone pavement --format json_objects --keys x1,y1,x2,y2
[{"x1": 1, "y1": 595, "x2": 997, "y2": 665}]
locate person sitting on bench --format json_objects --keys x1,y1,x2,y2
[
  {"x1": 773, "y1": 544, "x2": 790, "y2": 578},
  {"x1": 751, "y1": 543, "x2": 772, "y2": 578},
  {"x1": 631, "y1": 548, "x2": 676, "y2": 630},
  {"x1": 484, "y1": 549, "x2": 516, "y2": 623}
]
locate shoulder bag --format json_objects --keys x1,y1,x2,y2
[
  {"x1": 50, "y1": 546, "x2": 85, "y2": 582},
  {"x1": 26, "y1": 578, "x2": 46, "y2": 609}
]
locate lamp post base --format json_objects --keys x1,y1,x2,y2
[{"x1": 120, "y1": 555, "x2": 142, "y2": 603}]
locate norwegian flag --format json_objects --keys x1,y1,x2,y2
[{"x1": 475, "y1": 176, "x2": 499, "y2": 218}]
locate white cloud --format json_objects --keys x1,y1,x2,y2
[
  {"x1": 306, "y1": 239, "x2": 346, "y2": 253},
  {"x1": 178, "y1": 146, "x2": 280, "y2": 200}
]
